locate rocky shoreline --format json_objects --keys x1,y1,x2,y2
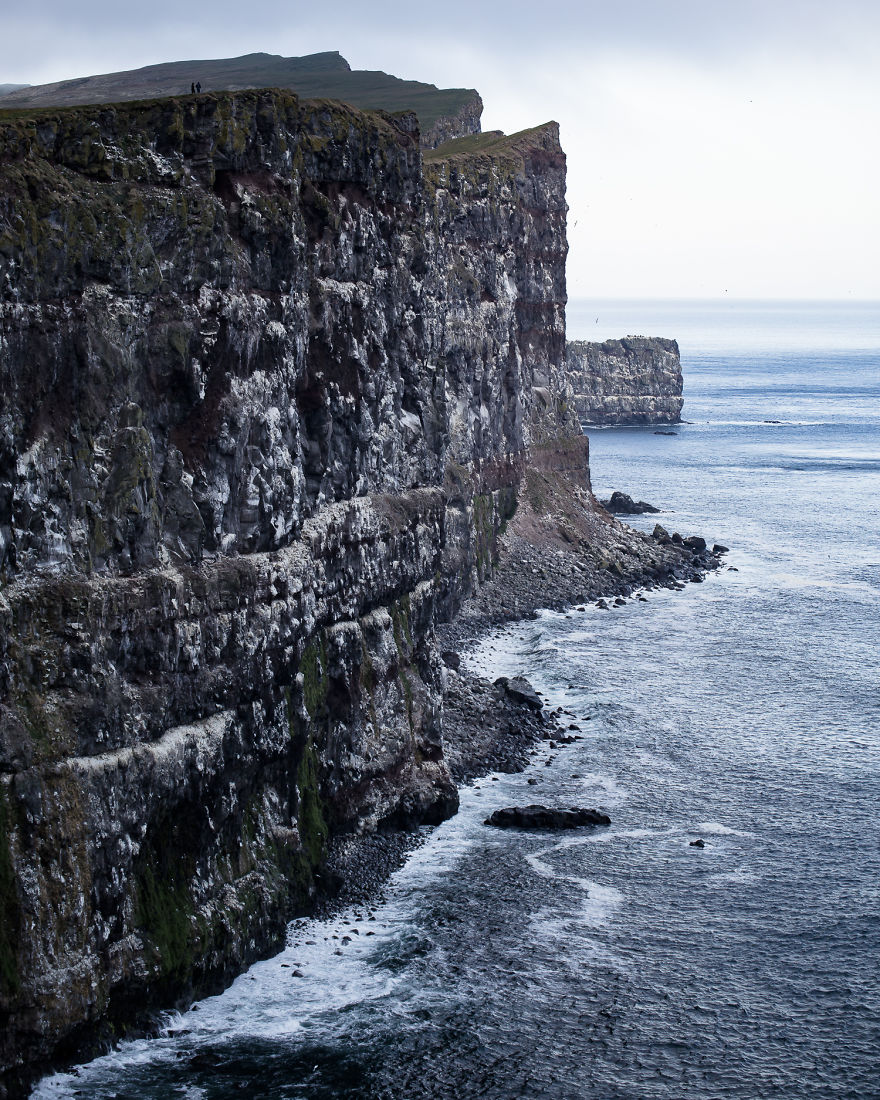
[
  {"x1": 23, "y1": 481, "x2": 724, "y2": 1093},
  {"x1": 308, "y1": 478, "x2": 726, "y2": 929}
]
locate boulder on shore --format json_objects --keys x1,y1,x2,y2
[
  {"x1": 494, "y1": 676, "x2": 543, "y2": 712},
  {"x1": 484, "y1": 804, "x2": 611, "y2": 829}
]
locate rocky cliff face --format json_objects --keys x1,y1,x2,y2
[
  {"x1": 420, "y1": 93, "x2": 483, "y2": 149},
  {"x1": 565, "y1": 337, "x2": 683, "y2": 424},
  {"x1": 0, "y1": 89, "x2": 570, "y2": 1089}
]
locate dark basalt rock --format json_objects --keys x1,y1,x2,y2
[
  {"x1": 683, "y1": 535, "x2": 707, "y2": 553},
  {"x1": 652, "y1": 524, "x2": 671, "y2": 544},
  {"x1": 713, "y1": 543, "x2": 730, "y2": 554},
  {"x1": 441, "y1": 650, "x2": 462, "y2": 671},
  {"x1": 0, "y1": 88, "x2": 576, "y2": 1090},
  {"x1": 600, "y1": 490, "x2": 660, "y2": 515},
  {"x1": 485, "y1": 805, "x2": 612, "y2": 829},
  {"x1": 690, "y1": 838, "x2": 706, "y2": 848},
  {"x1": 493, "y1": 676, "x2": 543, "y2": 713},
  {"x1": 0, "y1": 78, "x2": 724, "y2": 1094}
]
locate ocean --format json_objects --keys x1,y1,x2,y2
[{"x1": 34, "y1": 299, "x2": 880, "y2": 1099}]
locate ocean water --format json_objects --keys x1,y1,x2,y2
[{"x1": 35, "y1": 300, "x2": 880, "y2": 1099}]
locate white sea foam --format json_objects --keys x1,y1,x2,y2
[
  {"x1": 693, "y1": 821, "x2": 754, "y2": 837},
  {"x1": 585, "y1": 826, "x2": 672, "y2": 845},
  {"x1": 706, "y1": 869, "x2": 760, "y2": 886},
  {"x1": 577, "y1": 880, "x2": 625, "y2": 927},
  {"x1": 634, "y1": 749, "x2": 680, "y2": 772},
  {"x1": 528, "y1": 909, "x2": 630, "y2": 972},
  {"x1": 574, "y1": 771, "x2": 629, "y2": 806}
]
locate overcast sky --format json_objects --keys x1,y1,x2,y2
[{"x1": 4, "y1": 1, "x2": 879, "y2": 299}]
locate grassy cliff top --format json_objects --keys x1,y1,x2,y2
[
  {"x1": 0, "y1": 51, "x2": 479, "y2": 134},
  {"x1": 0, "y1": 88, "x2": 422, "y2": 176},
  {"x1": 425, "y1": 123, "x2": 562, "y2": 166}
]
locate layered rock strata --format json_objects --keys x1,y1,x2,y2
[
  {"x1": 0, "y1": 89, "x2": 571, "y2": 1090},
  {"x1": 565, "y1": 337, "x2": 683, "y2": 424}
]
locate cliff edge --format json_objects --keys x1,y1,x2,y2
[{"x1": 0, "y1": 52, "x2": 483, "y2": 150}]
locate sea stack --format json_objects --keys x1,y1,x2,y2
[{"x1": 565, "y1": 337, "x2": 684, "y2": 424}]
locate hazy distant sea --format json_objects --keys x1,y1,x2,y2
[{"x1": 36, "y1": 300, "x2": 880, "y2": 1099}]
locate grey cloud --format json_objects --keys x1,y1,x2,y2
[{"x1": 4, "y1": 0, "x2": 880, "y2": 83}]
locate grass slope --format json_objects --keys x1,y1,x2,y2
[{"x1": 0, "y1": 52, "x2": 478, "y2": 132}]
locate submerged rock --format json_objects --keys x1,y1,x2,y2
[
  {"x1": 600, "y1": 490, "x2": 660, "y2": 515},
  {"x1": 484, "y1": 805, "x2": 611, "y2": 829}
]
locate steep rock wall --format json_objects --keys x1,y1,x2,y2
[
  {"x1": 420, "y1": 93, "x2": 483, "y2": 149},
  {"x1": 565, "y1": 337, "x2": 683, "y2": 424},
  {"x1": 0, "y1": 90, "x2": 570, "y2": 1087}
]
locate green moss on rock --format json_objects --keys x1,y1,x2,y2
[
  {"x1": 134, "y1": 862, "x2": 195, "y2": 983},
  {"x1": 295, "y1": 737, "x2": 328, "y2": 869},
  {"x1": 299, "y1": 635, "x2": 329, "y2": 720}
]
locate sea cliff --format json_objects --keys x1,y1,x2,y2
[
  {"x1": 0, "y1": 88, "x2": 707, "y2": 1094},
  {"x1": 565, "y1": 337, "x2": 683, "y2": 424},
  {"x1": 0, "y1": 88, "x2": 572, "y2": 1089}
]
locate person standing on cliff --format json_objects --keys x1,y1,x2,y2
[
  {"x1": 191, "y1": 82, "x2": 195, "y2": 94},
  {"x1": 196, "y1": 81, "x2": 201, "y2": 93}
]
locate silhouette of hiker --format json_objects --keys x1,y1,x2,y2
[
  {"x1": 191, "y1": 82, "x2": 195, "y2": 94},
  {"x1": 196, "y1": 81, "x2": 201, "y2": 93}
]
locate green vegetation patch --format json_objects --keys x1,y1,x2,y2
[
  {"x1": 134, "y1": 861, "x2": 195, "y2": 983},
  {"x1": 0, "y1": 51, "x2": 478, "y2": 135},
  {"x1": 472, "y1": 492, "x2": 494, "y2": 575},
  {"x1": 424, "y1": 123, "x2": 555, "y2": 165},
  {"x1": 295, "y1": 736, "x2": 328, "y2": 870},
  {"x1": 299, "y1": 635, "x2": 329, "y2": 720}
]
